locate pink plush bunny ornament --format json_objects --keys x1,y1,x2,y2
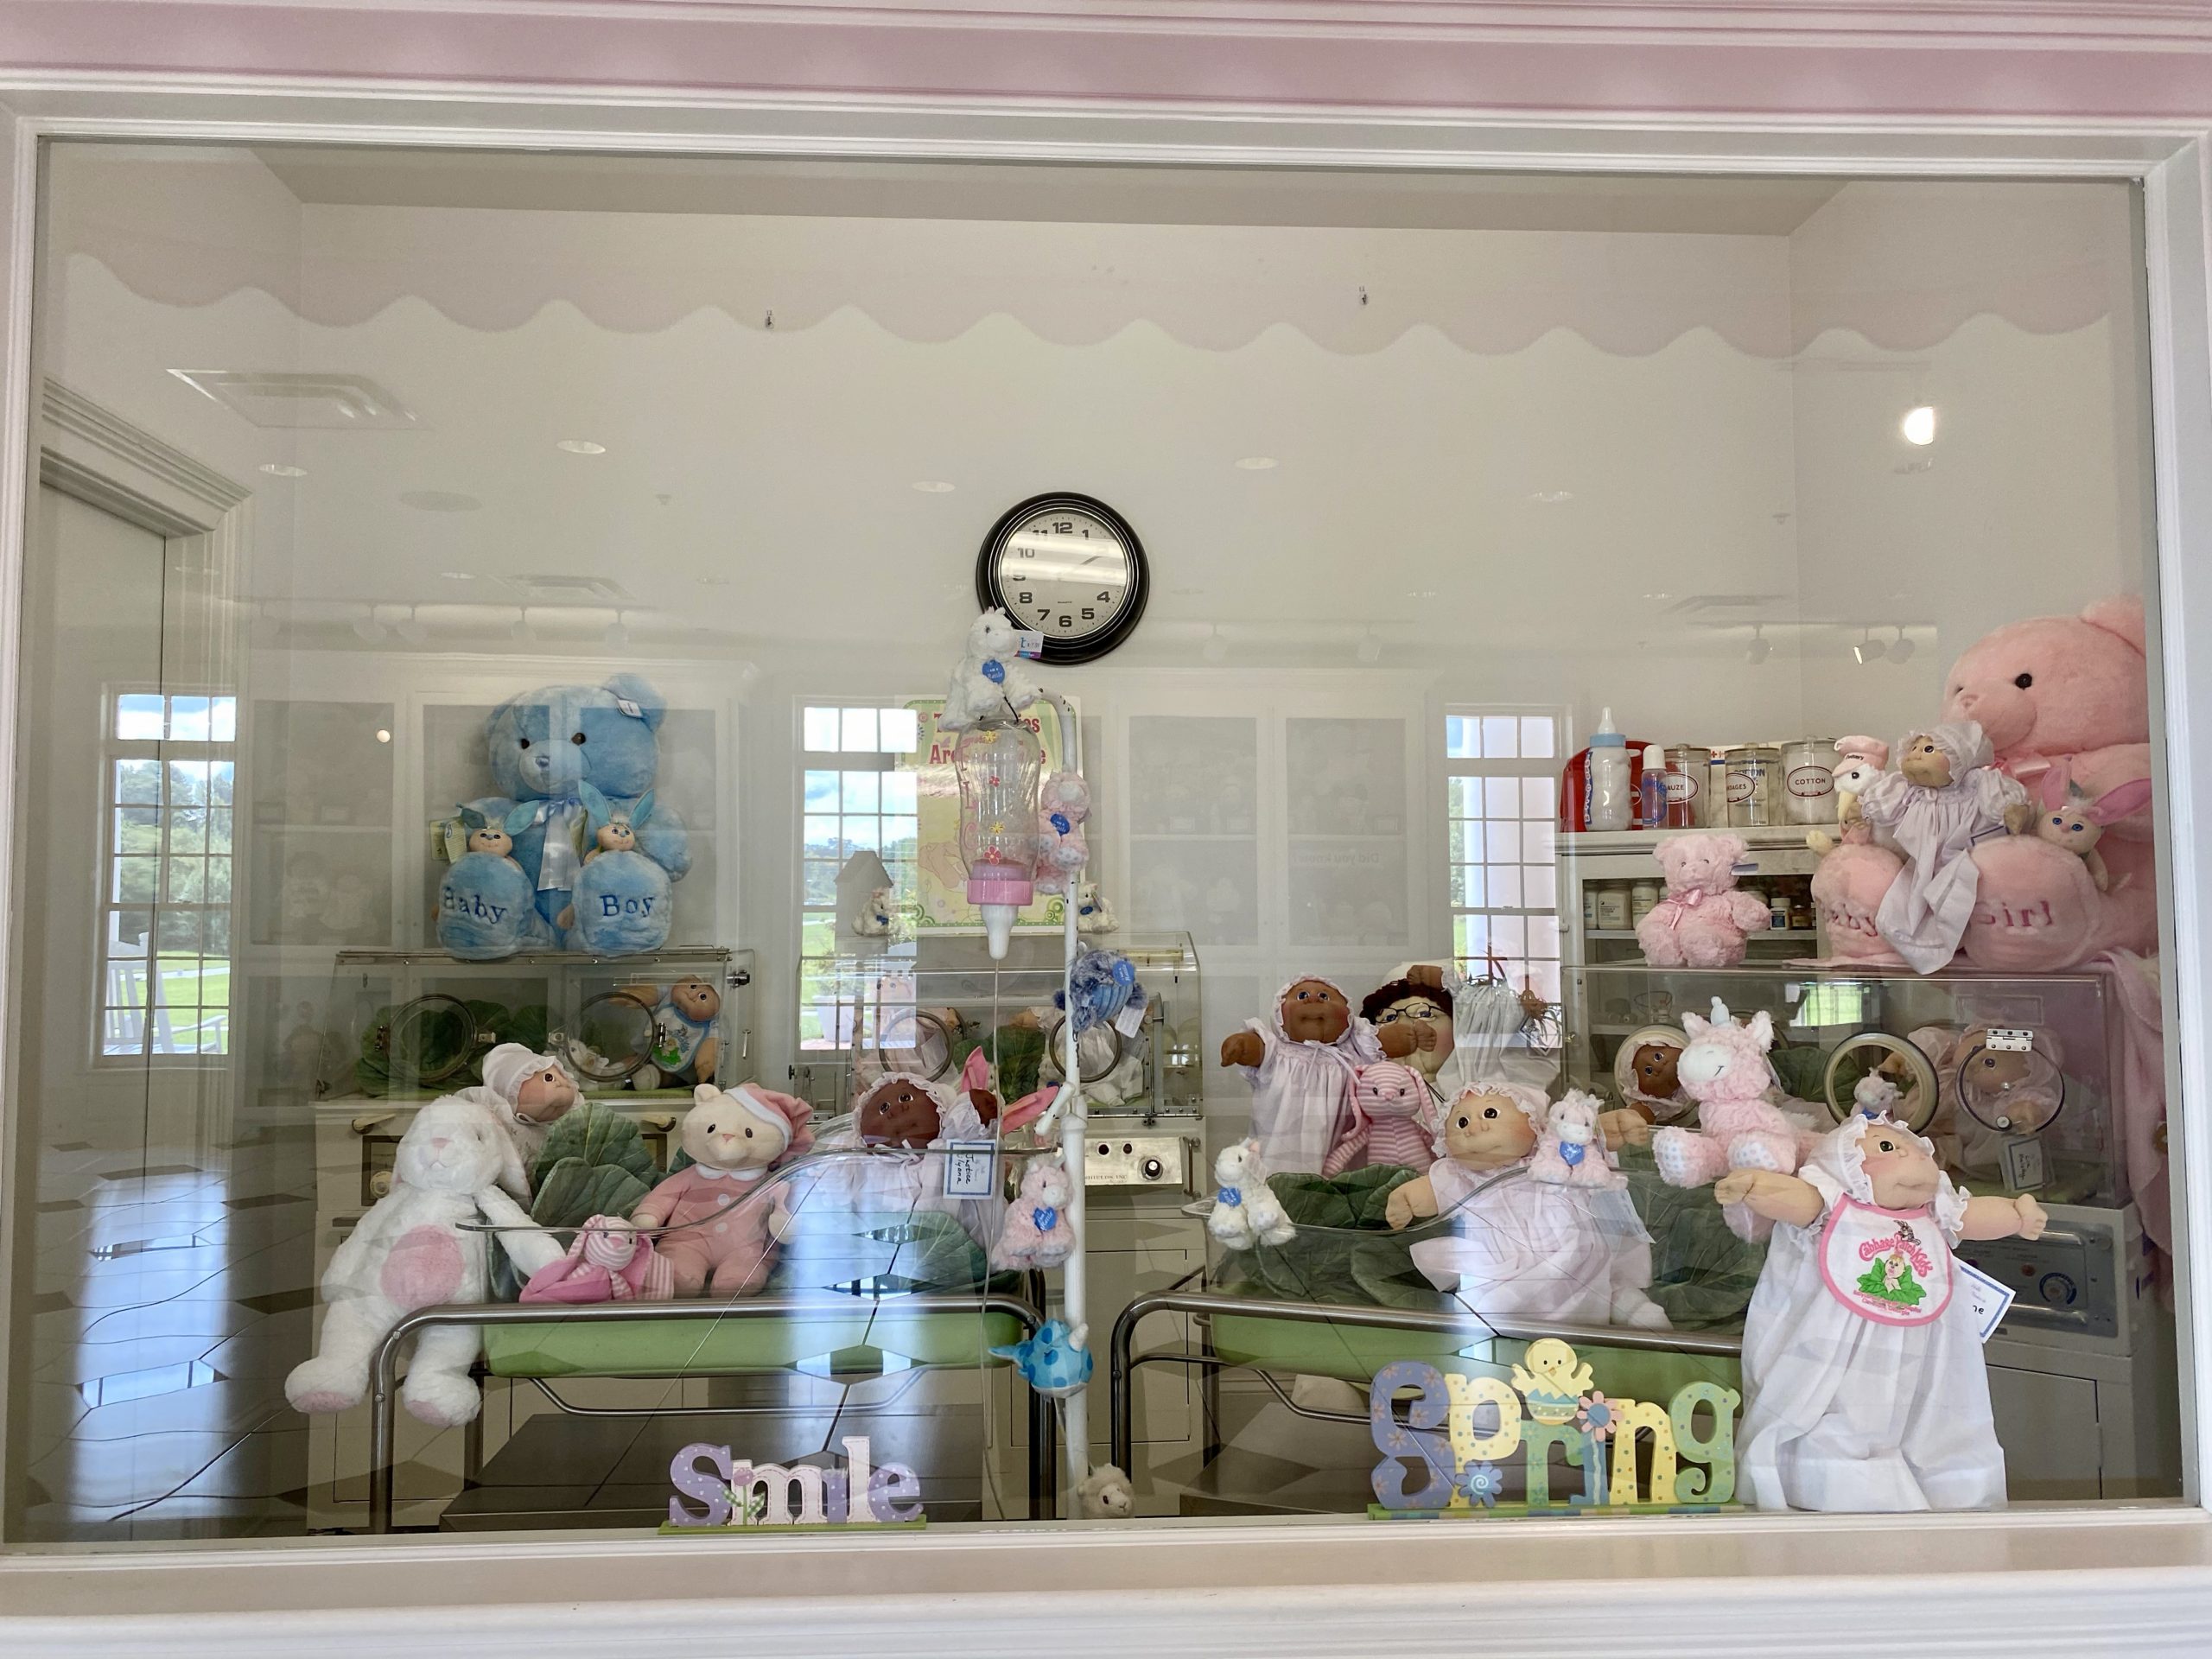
[
  {"x1": 2035, "y1": 772, "x2": 2154, "y2": 893},
  {"x1": 1650, "y1": 998, "x2": 1804, "y2": 1241},
  {"x1": 991, "y1": 1156, "x2": 1076, "y2": 1269},
  {"x1": 1637, "y1": 833, "x2": 1772, "y2": 968}
]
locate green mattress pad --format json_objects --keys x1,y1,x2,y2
[
  {"x1": 484, "y1": 1308, "x2": 1028, "y2": 1377},
  {"x1": 1205, "y1": 1313, "x2": 1739, "y2": 1402}
]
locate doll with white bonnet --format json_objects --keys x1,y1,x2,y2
[
  {"x1": 1385, "y1": 1081, "x2": 1669, "y2": 1330},
  {"x1": 464, "y1": 1042, "x2": 582, "y2": 1182},
  {"x1": 1847, "y1": 721, "x2": 2027, "y2": 973},
  {"x1": 1221, "y1": 976, "x2": 1417, "y2": 1174},
  {"x1": 1719, "y1": 1113, "x2": 2046, "y2": 1512}
]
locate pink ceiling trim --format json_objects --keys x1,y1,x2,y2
[{"x1": 5, "y1": 2, "x2": 2212, "y2": 120}]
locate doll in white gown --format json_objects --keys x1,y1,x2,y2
[
  {"x1": 1221, "y1": 976, "x2": 1415, "y2": 1174},
  {"x1": 1385, "y1": 1082, "x2": 1668, "y2": 1330},
  {"x1": 1719, "y1": 1113, "x2": 2048, "y2": 1512},
  {"x1": 1852, "y1": 721, "x2": 2027, "y2": 974}
]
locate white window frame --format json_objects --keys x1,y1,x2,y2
[
  {"x1": 95, "y1": 687, "x2": 236, "y2": 1065},
  {"x1": 0, "y1": 56, "x2": 2210, "y2": 1656},
  {"x1": 1443, "y1": 704, "x2": 1567, "y2": 1007}
]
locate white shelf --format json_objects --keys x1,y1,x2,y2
[{"x1": 1559, "y1": 823, "x2": 1834, "y2": 852}]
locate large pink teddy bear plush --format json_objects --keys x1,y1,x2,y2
[
  {"x1": 1814, "y1": 596, "x2": 2155, "y2": 972},
  {"x1": 1651, "y1": 1000, "x2": 1804, "y2": 1242},
  {"x1": 1637, "y1": 832, "x2": 1771, "y2": 968}
]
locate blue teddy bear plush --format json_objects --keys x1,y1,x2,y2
[{"x1": 436, "y1": 674, "x2": 690, "y2": 957}]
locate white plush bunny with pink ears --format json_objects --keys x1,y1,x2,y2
[{"x1": 2035, "y1": 772, "x2": 2154, "y2": 893}]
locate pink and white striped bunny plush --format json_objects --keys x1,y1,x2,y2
[{"x1": 1322, "y1": 1060, "x2": 1435, "y2": 1175}]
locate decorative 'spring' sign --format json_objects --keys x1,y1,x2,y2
[{"x1": 1369, "y1": 1339, "x2": 1739, "y2": 1516}]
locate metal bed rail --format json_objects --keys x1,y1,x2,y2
[
  {"x1": 370, "y1": 1290, "x2": 1052, "y2": 1533},
  {"x1": 1108, "y1": 1288, "x2": 1745, "y2": 1472}
]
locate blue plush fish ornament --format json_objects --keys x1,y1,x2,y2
[{"x1": 992, "y1": 1319, "x2": 1093, "y2": 1397}]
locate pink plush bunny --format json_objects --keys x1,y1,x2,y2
[
  {"x1": 991, "y1": 1157, "x2": 1076, "y2": 1269},
  {"x1": 2035, "y1": 772, "x2": 2154, "y2": 893},
  {"x1": 1322, "y1": 1060, "x2": 1435, "y2": 1174},
  {"x1": 1650, "y1": 999, "x2": 1803, "y2": 1241},
  {"x1": 1637, "y1": 833, "x2": 1771, "y2": 968},
  {"x1": 1807, "y1": 736, "x2": 1891, "y2": 855},
  {"x1": 520, "y1": 1214, "x2": 675, "y2": 1304},
  {"x1": 1529, "y1": 1090, "x2": 1624, "y2": 1190}
]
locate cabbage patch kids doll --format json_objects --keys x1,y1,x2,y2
[
  {"x1": 1849, "y1": 721, "x2": 2028, "y2": 973},
  {"x1": 1719, "y1": 1114, "x2": 2046, "y2": 1511},
  {"x1": 462, "y1": 1042, "x2": 581, "y2": 1173},
  {"x1": 1221, "y1": 976, "x2": 1417, "y2": 1174},
  {"x1": 1386, "y1": 1083, "x2": 1667, "y2": 1330}
]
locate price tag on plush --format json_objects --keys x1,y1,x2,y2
[
  {"x1": 1016, "y1": 630, "x2": 1046, "y2": 660},
  {"x1": 942, "y1": 1141, "x2": 1001, "y2": 1198}
]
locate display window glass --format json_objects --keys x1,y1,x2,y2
[{"x1": 2, "y1": 144, "x2": 2182, "y2": 1545}]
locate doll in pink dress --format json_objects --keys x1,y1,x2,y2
[{"x1": 631, "y1": 1084, "x2": 814, "y2": 1298}]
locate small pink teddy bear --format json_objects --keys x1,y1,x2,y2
[
  {"x1": 1322, "y1": 1060, "x2": 1435, "y2": 1175},
  {"x1": 1651, "y1": 999, "x2": 1803, "y2": 1241},
  {"x1": 992, "y1": 1157, "x2": 1076, "y2": 1269},
  {"x1": 1529, "y1": 1090, "x2": 1624, "y2": 1190},
  {"x1": 1636, "y1": 832, "x2": 1772, "y2": 968}
]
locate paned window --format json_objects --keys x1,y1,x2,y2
[{"x1": 102, "y1": 692, "x2": 235, "y2": 1058}]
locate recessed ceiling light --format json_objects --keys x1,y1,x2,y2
[
  {"x1": 1643, "y1": 592, "x2": 1673, "y2": 601},
  {"x1": 696, "y1": 575, "x2": 732, "y2": 587},
  {"x1": 258, "y1": 462, "x2": 308, "y2": 479},
  {"x1": 437, "y1": 570, "x2": 474, "y2": 581},
  {"x1": 1531, "y1": 490, "x2": 1574, "y2": 505},
  {"x1": 374, "y1": 728, "x2": 392, "y2": 745},
  {"x1": 1901, "y1": 405, "x2": 1937, "y2": 446},
  {"x1": 912, "y1": 480, "x2": 956, "y2": 494},
  {"x1": 556, "y1": 439, "x2": 607, "y2": 455},
  {"x1": 1235, "y1": 457, "x2": 1278, "y2": 471}
]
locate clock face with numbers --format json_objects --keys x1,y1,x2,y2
[{"x1": 976, "y1": 493, "x2": 1148, "y2": 665}]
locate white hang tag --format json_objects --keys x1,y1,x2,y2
[
  {"x1": 942, "y1": 1141, "x2": 1000, "y2": 1199},
  {"x1": 2000, "y1": 1134, "x2": 2048, "y2": 1193},
  {"x1": 1016, "y1": 631, "x2": 1046, "y2": 660},
  {"x1": 1958, "y1": 1259, "x2": 2017, "y2": 1344},
  {"x1": 1113, "y1": 1002, "x2": 1146, "y2": 1038},
  {"x1": 614, "y1": 696, "x2": 645, "y2": 718}
]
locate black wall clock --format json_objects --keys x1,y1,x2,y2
[{"x1": 975, "y1": 493, "x2": 1148, "y2": 665}]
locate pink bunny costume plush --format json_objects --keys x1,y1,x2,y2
[
  {"x1": 2035, "y1": 774, "x2": 2155, "y2": 893},
  {"x1": 1529, "y1": 1090, "x2": 1625, "y2": 1190},
  {"x1": 1637, "y1": 833, "x2": 1770, "y2": 968},
  {"x1": 286, "y1": 1095, "x2": 562, "y2": 1427},
  {"x1": 1806, "y1": 737, "x2": 1892, "y2": 857},
  {"x1": 1322, "y1": 1060, "x2": 1437, "y2": 1174},
  {"x1": 1815, "y1": 597, "x2": 2156, "y2": 971},
  {"x1": 1651, "y1": 1000, "x2": 1803, "y2": 1242},
  {"x1": 632, "y1": 1084, "x2": 815, "y2": 1298},
  {"x1": 520, "y1": 1214, "x2": 676, "y2": 1304},
  {"x1": 992, "y1": 1157, "x2": 1076, "y2": 1269}
]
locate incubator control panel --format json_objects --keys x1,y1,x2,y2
[
  {"x1": 1958, "y1": 1203, "x2": 2122, "y2": 1342},
  {"x1": 1084, "y1": 1132, "x2": 1196, "y2": 1192}
]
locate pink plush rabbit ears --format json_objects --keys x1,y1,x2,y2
[{"x1": 2037, "y1": 768, "x2": 2153, "y2": 823}]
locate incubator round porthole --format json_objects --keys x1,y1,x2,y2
[
  {"x1": 859, "y1": 1004, "x2": 960, "y2": 1083},
  {"x1": 1040, "y1": 1010, "x2": 1127, "y2": 1084},
  {"x1": 1821, "y1": 1030, "x2": 1940, "y2": 1133},
  {"x1": 1955, "y1": 1029, "x2": 2067, "y2": 1135},
  {"x1": 365, "y1": 994, "x2": 484, "y2": 1090},
  {"x1": 564, "y1": 988, "x2": 661, "y2": 1084}
]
